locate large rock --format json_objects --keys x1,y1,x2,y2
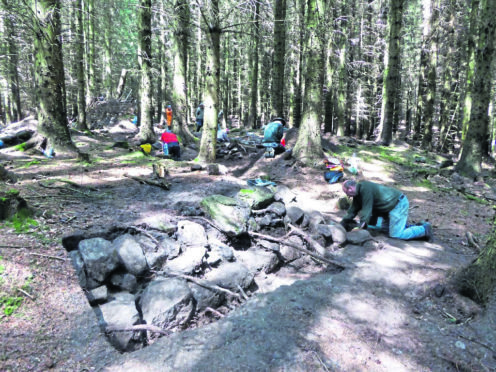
[
  {"x1": 329, "y1": 224, "x2": 347, "y2": 245},
  {"x1": 346, "y1": 229, "x2": 373, "y2": 245},
  {"x1": 203, "y1": 261, "x2": 254, "y2": 291},
  {"x1": 98, "y1": 292, "x2": 142, "y2": 352},
  {"x1": 236, "y1": 187, "x2": 274, "y2": 210},
  {"x1": 266, "y1": 202, "x2": 286, "y2": 216},
  {"x1": 279, "y1": 235, "x2": 304, "y2": 262},
  {"x1": 176, "y1": 221, "x2": 208, "y2": 248},
  {"x1": 110, "y1": 273, "x2": 138, "y2": 293},
  {"x1": 139, "y1": 278, "x2": 195, "y2": 332},
  {"x1": 235, "y1": 249, "x2": 280, "y2": 274},
  {"x1": 285, "y1": 206, "x2": 305, "y2": 225},
  {"x1": 308, "y1": 211, "x2": 326, "y2": 233},
  {"x1": 274, "y1": 184, "x2": 297, "y2": 205},
  {"x1": 68, "y1": 250, "x2": 87, "y2": 288},
  {"x1": 189, "y1": 282, "x2": 225, "y2": 312},
  {"x1": 206, "y1": 239, "x2": 235, "y2": 266},
  {"x1": 79, "y1": 238, "x2": 119, "y2": 284},
  {"x1": 164, "y1": 246, "x2": 207, "y2": 274},
  {"x1": 136, "y1": 234, "x2": 171, "y2": 269},
  {"x1": 200, "y1": 195, "x2": 251, "y2": 236},
  {"x1": 112, "y1": 234, "x2": 148, "y2": 276}
]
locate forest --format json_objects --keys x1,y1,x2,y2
[{"x1": 1, "y1": 0, "x2": 496, "y2": 370}]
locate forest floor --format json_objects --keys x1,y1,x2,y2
[{"x1": 1, "y1": 113, "x2": 496, "y2": 371}]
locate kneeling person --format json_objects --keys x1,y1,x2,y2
[
  {"x1": 262, "y1": 117, "x2": 286, "y2": 158},
  {"x1": 161, "y1": 130, "x2": 181, "y2": 160}
]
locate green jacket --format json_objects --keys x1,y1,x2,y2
[
  {"x1": 263, "y1": 122, "x2": 284, "y2": 144},
  {"x1": 342, "y1": 181, "x2": 403, "y2": 226}
]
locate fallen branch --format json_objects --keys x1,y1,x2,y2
[
  {"x1": 160, "y1": 271, "x2": 242, "y2": 300},
  {"x1": 16, "y1": 288, "x2": 34, "y2": 300},
  {"x1": 0, "y1": 245, "x2": 27, "y2": 249},
  {"x1": 28, "y1": 252, "x2": 65, "y2": 261},
  {"x1": 188, "y1": 216, "x2": 224, "y2": 232},
  {"x1": 205, "y1": 307, "x2": 225, "y2": 318},
  {"x1": 465, "y1": 231, "x2": 480, "y2": 251},
  {"x1": 287, "y1": 224, "x2": 328, "y2": 257},
  {"x1": 248, "y1": 230, "x2": 350, "y2": 269},
  {"x1": 124, "y1": 173, "x2": 170, "y2": 190},
  {"x1": 106, "y1": 324, "x2": 168, "y2": 336},
  {"x1": 237, "y1": 284, "x2": 249, "y2": 301}
]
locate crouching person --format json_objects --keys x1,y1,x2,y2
[
  {"x1": 160, "y1": 130, "x2": 181, "y2": 160},
  {"x1": 340, "y1": 180, "x2": 433, "y2": 241},
  {"x1": 262, "y1": 117, "x2": 286, "y2": 158}
]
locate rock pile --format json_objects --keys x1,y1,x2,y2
[{"x1": 63, "y1": 184, "x2": 362, "y2": 352}]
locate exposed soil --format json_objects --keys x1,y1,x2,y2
[{"x1": 1, "y1": 116, "x2": 495, "y2": 372}]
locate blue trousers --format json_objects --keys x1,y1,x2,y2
[{"x1": 388, "y1": 195, "x2": 426, "y2": 240}]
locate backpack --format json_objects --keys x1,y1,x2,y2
[{"x1": 324, "y1": 170, "x2": 343, "y2": 184}]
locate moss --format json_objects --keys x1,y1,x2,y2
[
  {"x1": 13, "y1": 142, "x2": 27, "y2": 152},
  {"x1": 239, "y1": 189, "x2": 255, "y2": 194},
  {"x1": 19, "y1": 160, "x2": 41, "y2": 169},
  {"x1": 6, "y1": 209, "x2": 38, "y2": 233},
  {"x1": 7, "y1": 189, "x2": 20, "y2": 196}
]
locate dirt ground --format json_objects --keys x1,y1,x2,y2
[{"x1": 1, "y1": 118, "x2": 495, "y2": 372}]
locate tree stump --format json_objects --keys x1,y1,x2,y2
[
  {"x1": 152, "y1": 161, "x2": 170, "y2": 179},
  {"x1": 0, "y1": 189, "x2": 30, "y2": 221}
]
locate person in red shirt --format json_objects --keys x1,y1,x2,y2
[{"x1": 160, "y1": 130, "x2": 180, "y2": 160}]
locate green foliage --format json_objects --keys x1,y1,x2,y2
[
  {"x1": 6, "y1": 209, "x2": 38, "y2": 233},
  {"x1": 239, "y1": 189, "x2": 255, "y2": 194},
  {"x1": 7, "y1": 189, "x2": 20, "y2": 196},
  {"x1": 1, "y1": 296, "x2": 23, "y2": 316},
  {"x1": 0, "y1": 257, "x2": 32, "y2": 317},
  {"x1": 413, "y1": 178, "x2": 434, "y2": 189},
  {"x1": 119, "y1": 151, "x2": 147, "y2": 164},
  {"x1": 464, "y1": 194, "x2": 491, "y2": 206},
  {"x1": 13, "y1": 142, "x2": 27, "y2": 151},
  {"x1": 19, "y1": 160, "x2": 41, "y2": 168}
]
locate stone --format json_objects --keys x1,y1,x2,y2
[
  {"x1": 112, "y1": 234, "x2": 148, "y2": 276},
  {"x1": 110, "y1": 273, "x2": 138, "y2": 293},
  {"x1": 266, "y1": 202, "x2": 286, "y2": 216},
  {"x1": 139, "y1": 278, "x2": 195, "y2": 333},
  {"x1": 285, "y1": 206, "x2": 305, "y2": 225},
  {"x1": 203, "y1": 261, "x2": 254, "y2": 291},
  {"x1": 164, "y1": 246, "x2": 207, "y2": 274},
  {"x1": 200, "y1": 195, "x2": 251, "y2": 236},
  {"x1": 236, "y1": 249, "x2": 280, "y2": 274},
  {"x1": 237, "y1": 187, "x2": 275, "y2": 210},
  {"x1": 176, "y1": 221, "x2": 208, "y2": 248},
  {"x1": 346, "y1": 229, "x2": 373, "y2": 245},
  {"x1": 98, "y1": 293, "x2": 143, "y2": 352},
  {"x1": 68, "y1": 250, "x2": 87, "y2": 288},
  {"x1": 79, "y1": 237, "x2": 119, "y2": 283},
  {"x1": 87, "y1": 285, "x2": 108, "y2": 305}
]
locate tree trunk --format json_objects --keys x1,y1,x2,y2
[
  {"x1": 248, "y1": 0, "x2": 260, "y2": 129},
  {"x1": 293, "y1": 0, "x2": 324, "y2": 166},
  {"x1": 379, "y1": 0, "x2": 404, "y2": 145},
  {"x1": 459, "y1": 0, "x2": 480, "y2": 142},
  {"x1": 1, "y1": 0, "x2": 22, "y2": 123},
  {"x1": 85, "y1": 0, "x2": 96, "y2": 105},
  {"x1": 31, "y1": 0, "x2": 78, "y2": 154},
  {"x1": 271, "y1": 0, "x2": 287, "y2": 118},
  {"x1": 172, "y1": 0, "x2": 195, "y2": 144},
  {"x1": 137, "y1": 0, "x2": 155, "y2": 144},
  {"x1": 455, "y1": 214, "x2": 496, "y2": 305},
  {"x1": 420, "y1": 0, "x2": 439, "y2": 150},
  {"x1": 116, "y1": 69, "x2": 128, "y2": 99},
  {"x1": 455, "y1": 0, "x2": 496, "y2": 179},
  {"x1": 75, "y1": 0, "x2": 89, "y2": 131},
  {"x1": 198, "y1": 0, "x2": 221, "y2": 163}
]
